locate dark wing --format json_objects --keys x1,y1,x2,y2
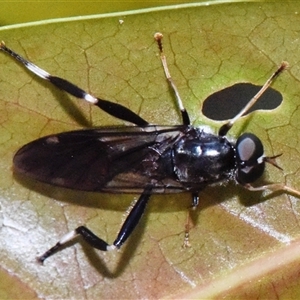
[{"x1": 13, "y1": 125, "x2": 186, "y2": 193}]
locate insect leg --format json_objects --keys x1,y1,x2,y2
[
  {"x1": 191, "y1": 192, "x2": 199, "y2": 208},
  {"x1": 218, "y1": 62, "x2": 288, "y2": 136},
  {"x1": 243, "y1": 182, "x2": 300, "y2": 197},
  {"x1": 37, "y1": 186, "x2": 152, "y2": 263},
  {"x1": 183, "y1": 192, "x2": 199, "y2": 248},
  {"x1": 154, "y1": 33, "x2": 190, "y2": 126},
  {"x1": 0, "y1": 42, "x2": 148, "y2": 126}
]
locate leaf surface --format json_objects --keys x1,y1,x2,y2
[{"x1": 1, "y1": 2, "x2": 300, "y2": 299}]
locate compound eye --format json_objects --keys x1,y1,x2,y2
[
  {"x1": 236, "y1": 133, "x2": 264, "y2": 163},
  {"x1": 236, "y1": 163, "x2": 265, "y2": 184},
  {"x1": 236, "y1": 133, "x2": 265, "y2": 183}
]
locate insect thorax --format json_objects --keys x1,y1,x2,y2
[{"x1": 172, "y1": 128, "x2": 236, "y2": 187}]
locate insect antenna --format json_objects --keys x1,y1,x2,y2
[
  {"x1": 264, "y1": 154, "x2": 283, "y2": 170},
  {"x1": 154, "y1": 32, "x2": 190, "y2": 126},
  {"x1": 219, "y1": 61, "x2": 289, "y2": 136}
]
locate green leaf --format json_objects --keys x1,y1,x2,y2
[
  {"x1": 0, "y1": 0, "x2": 207, "y2": 25},
  {"x1": 1, "y1": 2, "x2": 300, "y2": 299}
]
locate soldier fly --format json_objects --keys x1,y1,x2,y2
[{"x1": 1, "y1": 33, "x2": 300, "y2": 264}]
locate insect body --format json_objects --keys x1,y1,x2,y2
[
  {"x1": 14, "y1": 126, "x2": 236, "y2": 193},
  {"x1": 1, "y1": 33, "x2": 299, "y2": 263}
]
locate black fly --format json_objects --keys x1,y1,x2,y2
[{"x1": 1, "y1": 33, "x2": 299, "y2": 264}]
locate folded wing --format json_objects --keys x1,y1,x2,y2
[{"x1": 13, "y1": 125, "x2": 185, "y2": 193}]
